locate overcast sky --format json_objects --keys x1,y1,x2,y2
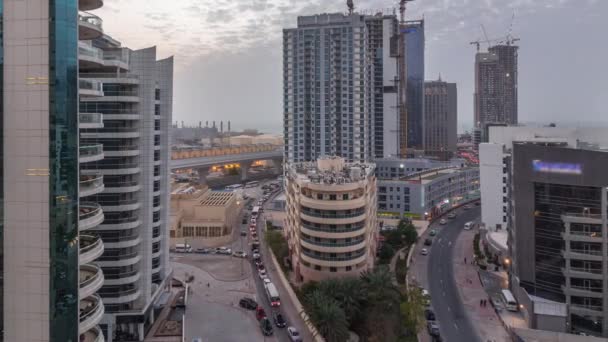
[{"x1": 98, "y1": 0, "x2": 607, "y2": 133}]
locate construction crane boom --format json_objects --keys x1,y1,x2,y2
[{"x1": 399, "y1": 0, "x2": 415, "y2": 24}]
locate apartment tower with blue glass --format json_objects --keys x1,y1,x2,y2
[{"x1": 401, "y1": 19, "x2": 425, "y2": 150}]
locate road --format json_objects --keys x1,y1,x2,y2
[{"x1": 412, "y1": 206, "x2": 482, "y2": 342}]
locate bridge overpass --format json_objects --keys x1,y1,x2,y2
[{"x1": 170, "y1": 146, "x2": 283, "y2": 183}]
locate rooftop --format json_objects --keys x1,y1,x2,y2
[
  {"x1": 401, "y1": 167, "x2": 476, "y2": 184},
  {"x1": 287, "y1": 156, "x2": 375, "y2": 185},
  {"x1": 200, "y1": 191, "x2": 234, "y2": 207}
]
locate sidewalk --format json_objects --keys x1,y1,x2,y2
[{"x1": 453, "y1": 230, "x2": 510, "y2": 342}]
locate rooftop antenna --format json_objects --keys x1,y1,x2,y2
[{"x1": 347, "y1": 0, "x2": 354, "y2": 15}]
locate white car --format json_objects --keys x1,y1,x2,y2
[
  {"x1": 447, "y1": 212, "x2": 456, "y2": 219},
  {"x1": 439, "y1": 219, "x2": 447, "y2": 225},
  {"x1": 259, "y1": 269, "x2": 267, "y2": 279},
  {"x1": 263, "y1": 278, "x2": 271, "y2": 284},
  {"x1": 252, "y1": 253, "x2": 261, "y2": 260},
  {"x1": 420, "y1": 248, "x2": 429, "y2": 256},
  {"x1": 232, "y1": 251, "x2": 247, "y2": 258},
  {"x1": 287, "y1": 326, "x2": 303, "y2": 342}
]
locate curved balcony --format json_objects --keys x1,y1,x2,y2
[
  {"x1": 300, "y1": 223, "x2": 367, "y2": 239},
  {"x1": 103, "y1": 235, "x2": 141, "y2": 249},
  {"x1": 300, "y1": 238, "x2": 367, "y2": 253},
  {"x1": 81, "y1": 89, "x2": 139, "y2": 103},
  {"x1": 104, "y1": 269, "x2": 141, "y2": 286},
  {"x1": 79, "y1": 78, "x2": 104, "y2": 97},
  {"x1": 80, "y1": 174, "x2": 104, "y2": 198},
  {"x1": 562, "y1": 249, "x2": 603, "y2": 262},
  {"x1": 79, "y1": 42, "x2": 104, "y2": 69},
  {"x1": 561, "y1": 230, "x2": 603, "y2": 243},
  {"x1": 80, "y1": 130, "x2": 141, "y2": 139},
  {"x1": 80, "y1": 234, "x2": 105, "y2": 265},
  {"x1": 300, "y1": 249, "x2": 367, "y2": 268},
  {"x1": 96, "y1": 251, "x2": 141, "y2": 267},
  {"x1": 79, "y1": 0, "x2": 103, "y2": 11},
  {"x1": 79, "y1": 12, "x2": 103, "y2": 40},
  {"x1": 79, "y1": 202, "x2": 104, "y2": 231},
  {"x1": 79, "y1": 144, "x2": 104, "y2": 163},
  {"x1": 102, "y1": 113, "x2": 139, "y2": 121},
  {"x1": 83, "y1": 163, "x2": 141, "y2": 176},
  {"x1": 79, "y1": 295, "x2": 104, "y2": 335},
  {"x1": 97, "y1": 217, "x2": 141, "y2": 231},
  {"x1": 562, "y1": 212, "x2": 603, "y2": 225},
  {"x1": 300, "y1": 195, "x2": 366, "y2": 211},
  {"x1": 561, "y1": 285, "x2": 603, "y2": 298},
  {"x1": 103, "y1": 48, "x2": 130, "y2": 70},
  {"x1": 80, "y1": 325, "x2": 105, "y2": 342},
  {"x1": 80, "y1": 73, "x2": 139, "y2": 85},
  {"x1": 80, "y1": 264, "x2": 105, "y2": 299},
  {"x1": 102, "y1": 181, "x2": 141, "y2": 194},
  {"x1": 79, "y1": 113, "x2": 104, "y2": 129},
  {"x1": 562, "y1": 267, "x2": 604, "y2": 280},
  {"x1": 100, "y1": 287, "x2": 141, "y2": 304},
  {"x1": 103, "y1": 145, "x2": 141, "y2": 157},
  {"x1": 101, "y1": 200, "x2": 141, "y2": 212}
]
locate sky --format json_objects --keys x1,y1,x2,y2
[{"x1": 97, "y1": 0, "x2": 607, "y2": 133}]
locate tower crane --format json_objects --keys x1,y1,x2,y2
[{"x1": 399, "y1": 0, "x2": 415, "y2": 24}]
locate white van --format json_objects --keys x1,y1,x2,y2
[
  {"x1": 175, "y1": 243, "x2": 192, "y2": 253},
  {"x1": 464, "y1": 222, "x2": 473, "y2": 230}
]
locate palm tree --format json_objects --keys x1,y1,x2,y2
[
  {"x1": 361, "y1": 266, "x2": 400, "y2": 309},
  {"x1": 306, "y1": 290, "x2": 350, "y2": 342},
  {"x1": 334, "y1": 277, "x2": 366, "y2": 322}
]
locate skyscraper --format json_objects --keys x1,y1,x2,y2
[
  {"x1": 79, "y1": 29, "x2": 174, "y2": 342},
  {"x1": 424, "y1": 79, "x2": 457, "y2": 160},
  {"x1": 401, "y1": 20, "x2": 425, "y2": 150},
  {"x1": 474, "y1": 44, "x2": 518, "y2": 131},
  {"x1": 283, "y1": 12, "x2": 400, "y2": 163},
  {"x1": 2, "y1": 1, "x2": 173, "y2": 340}
]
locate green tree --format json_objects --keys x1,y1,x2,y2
[
  {"x1": 402, "y1": 224, "x2": 418, "y2": 246},
  {"x1": 306, "y1": 290, "x2": 350, "y2": 342},
  {"x1": 379, "y1": 243, "x2": 395, "y2": 264},
  {"x1": 401, "y1": 288, "x2": 426, "y2": 337},
  {"x1": 361, "y1": 266, "x2": 401, "y2": 310}
]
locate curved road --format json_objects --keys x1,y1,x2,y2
[{"x1": 426, "y1": 207, "x2": 482, "y2": 342}]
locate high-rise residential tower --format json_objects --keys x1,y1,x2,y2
[
  {"x1": 283, "y1": 13, "x2": 400, "y2": 163},
  {"x1": 401, "y1": 20, "x2": 425, "y2": 150},
  {"x1": 79, "y1": 29, "x2": 174, "y2": 342},
  {"x1": 3, "y1": 0, "x2": 107, "y2": 341},
  {"x1": 424, "y1": 79, "x2": 457, "y2": 160},
  {"x1": 474, "y1": 44, "x2": 518, "y2": 133}
]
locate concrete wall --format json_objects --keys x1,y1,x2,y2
[{"x1": 480, "y1": 142, "x2": 506, "y2": 230}]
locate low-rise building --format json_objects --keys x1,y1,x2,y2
[
  {"x1": 284, "y1": 157, "x2": 378, "y2": 283},
  {"x1": 378, "y1": 167, "x2": 480, "y2": 219},
  {"x1": 170, "y1": 184, "x2": 239, "y2": 248}
]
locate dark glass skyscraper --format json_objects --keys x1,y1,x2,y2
[{"x1": 402, "y1": 20, "x2": 425, "y2": 150}]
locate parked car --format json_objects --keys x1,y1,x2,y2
[
  {"x1": 255, "y1": 306, "x2": 266, "y2": 320},
  {"x1": 439, "y1": 219, "x2": 447, "y2": 225},
  {"x1": 427, "y1": 321, "x2": 440, "y2": 337},
  {"x1": 420, "y1": 248, "x2": 429, "y2": 256},
  {"x1": 239, "y1": 297, "x2": 257, "y2": 310},
  {"x1": 464, "y1": 221, "x2": 473, "y2": 230},
  {"x1": 195, "y1": 248, "x2": 210, "y2": 254},
  {"x1": 255, "y1": 260, "x2": 264, "y2": 267},
  {"x1": 259, "y1": 269, "x2": 267, "y2": 279},
  {"x1": 287, "y1": 327, "x2": 303, "y2": 342},
  {"x1": 424, "y1": 238, "x2": 432, "y2": 246},
  {"x1": 429, "y1": 229, "x2": 437, "y2": 237},
  {"x1": 253, "y1": 253, "x2": 261, "y2": 260},
  {"x1": 447, "y1": 212, "x2": 456, "y2": 219},
  {"x1": 425, "y1": 308, "x2": 436, "y2": 321},
  {"x1": 240, "y1": 230, "x2": 247, "y2": 237},
  {"x1": 216, "y1": 247, "x2": 232, "y2": 255},
  {"x1": 251, "y1": 243, "x2": 260, "y2": 251},
  {"x1": 242, "y1": 218, "x2": 248, "y2": 224},
  {"x1": 260, "y1": 317, "x2": 274, "y2": 336},
  {"x1": 263, "y1": 278, "x2": 271, "y2": 284},
  {"x1": 463, "y1": 204, "x2": 472, "y2": 210},
  {"x1": 272, "y1": 311, "x2": 287, "y2": 328}
]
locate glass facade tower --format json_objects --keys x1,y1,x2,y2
[{"x1": 401, "y1": 20, "x2": 425, "y2": 150}]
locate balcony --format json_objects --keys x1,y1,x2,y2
[
  {"x1": 562, "y1": 267, "x2": 604, "y2": 280},
  {"x1": 79, "y1": 12, "x2": 103, "y2": 40},
  {"x1": 79, "y1": 174, "x2": 104, "y2": 198},
  {"x1": 300, "y1": 195, "x2": 366, "y2": 211},
  {"x1": 80, "y1": 234, "x2": 105, "y2": 265},
  {"x1": 80, "y1": 73, "x2": 139, "y2": 85},
  {"x1": 562, "y1": 249, "x2": 603, "y2": 262},
  {"x1": 79, "y1": 144, "x2": 104, "y2": 164},
  {"x1": 103, "y1": 235, "x2": 141, "y2": 249},
  {"x1": 562, "y1": 212, "x2": 603, "y2": 225},
  {"x1": 79, "y1": 42, "x2": 104, "y2": 68},
  {"x1": 79, "y1": 202, "x2": 104, "y2": 231},
  {"x1": 562, "y1": 285, "x2": 603, "y2": 298},
  {"x1": 101, "y1": 199, "x2": 141, "y2": 212},
  {"x1": 80, "y1": 264, "x2": 105, "y2": 298},
  {"x1": 103, "y1": 48, "x2": 130, "y2": 70},
  {"x1": 98, "y1": 217, "x2": 141, "y2": 231},
  {"x1": 81, "y1": 129, "x2": 141, "y2": 139},
  {"x1": 79, "y1": 113, "x2": 104, "y2": 129},
  {"x1": 104, "y1": 269, "x2": 141, "y2": 286},
  {"x1": 80, "y1": 325, "x2": 105, "y2": 342},
  {"x1": 79, "y1": 78, "x2": 104, "y2": 97},
  {"x1": 300, "y1": 211, "x2": 367, "y2": 227},
  {"x1": 100, "y1": 288, "x2": 141, "y2": 304},
  {"x1": 300, "y1": 249, "x2": 367, "y2": 268},
  {"x1": 561, "y1": 230, "x2": 603, "y2": 243},
  {"x1": 79, "y1": 0, "x2": 103, "y2": 11},
  {"x1": 102, "y1": 180, "x2": 141, "y2": 194},
  {"x1": 103, "y1": 145, "x2": 141, "y2": 157},
  {"x1": 79, "y1": 295, "x2": 104, "y2": 335},
  {"x1": 300, "y1": 238, "x2": 366, "y2": 253},
  {"x1": 570, "y1": 303, "x2": 603, "y2": 316},
  {"x1": 83, "y1": 162, "x2": 141, "y2": 176}
]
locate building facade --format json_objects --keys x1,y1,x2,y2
[
  {"x1": 77, "y1": 10, "x2": 174, "y2": 341},
  {"x1": 378, "y1": 167, "x2": 480, "y2": 219},
  {"x1": 401, "y1": 20, "x2": 425, "y2": 150},
  {"x1": 509, "y1": 143, "x2": 608, "y2": 337},
  {"x1": 375, "y1": 157, "x2": 466, "y2": 179},
  {"x1": 424, "y1": 79, "x2": 457, "y2": 160},
  {"x1": 474, "y1": 44, "x2": 518, "y2": 130},
  {"x1": 170, "y1": 184, "x2": 238, "y2": 248},
  {"x1": 283, "y1": 13, "x2": 400, "y2": 163},
  {"x1": 284, "y1": 157, "x2": 378, "y2": 283}
]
